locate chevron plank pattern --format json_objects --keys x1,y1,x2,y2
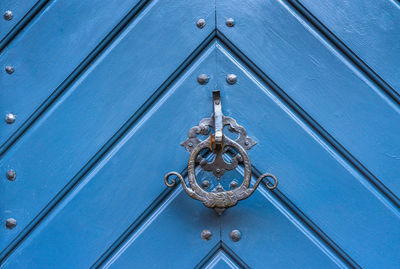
[{"x1": 1, "y1": 0, "x2": 399, "y2": 268}]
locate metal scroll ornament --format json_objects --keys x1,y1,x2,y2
[{"x1": 164, "y1": 91, "x2": 278, "y2": 215}]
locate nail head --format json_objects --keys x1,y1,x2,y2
[
  {"x1": 5, "y1": 113, "x2": 15, "y2": 124},
  {"x1": 197, "y1": 19, "x2": 206, "y2": 29},
  {"x1": 230, "y1": 229, "x2": 241, "y2": 242},
  {"x1": 226, "y1": 18, "x2": 235, "y2": 27},
  {"x1": 201, "y1": 229, "x2": 212, "y2": 240},
  {"x1": 197, "y1": 74, "x2": 209, "y2": 85},
  {"x1": 226, "y1": 74, "x2": 237, "y2": 85},
  {"x1": 4, "y1": 10, "x2": 13, "y2": 21},
  {"x1": 6, "y1": 218, "x2": 16, "y2": 229},
  {"x1": 5, "y1": 66, "x2": 14, "y2": 74},
  {"x1": 6, "y1": 169, "x2": 16, "y2": 181}
]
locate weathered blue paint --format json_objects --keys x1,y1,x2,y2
[
  {"x1": 1, "y1": 0, "x2": 399, "y2": 268},
  {"x1": 0, "y1": 0, "x2": 39, "y2": 42}
]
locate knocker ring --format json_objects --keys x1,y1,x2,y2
[{"x1": 164, "y1": 91, "x2": 278, "y2": 214}]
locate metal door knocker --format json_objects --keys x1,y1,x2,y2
[{"x1": 164, "y1": 91, "x2": 277, "y2": 214}]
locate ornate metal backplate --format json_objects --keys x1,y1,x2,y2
[{"x1": 164, "y1": 91, "x2": 277, "y2": 214}]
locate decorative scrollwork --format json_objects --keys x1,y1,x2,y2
[{"x1": 164, "y1": 91, "x2": 278, "y2": 214}]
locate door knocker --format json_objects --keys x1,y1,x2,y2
[{"x1": 164, "y1": 91, "x2": 278, "y2": 214}]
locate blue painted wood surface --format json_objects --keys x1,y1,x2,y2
[
  {"x1": 1, "y1": 0, "x2": 399, "y2": 268},
  {"x1": 296, "y1": 0, "x2": 400, "y2": 94},
  {"x1": 0, "y1": 0, "x2": 39, "y2": 42}
]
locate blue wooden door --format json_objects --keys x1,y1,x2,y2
[{"x1": 1, "y1": 0, "x2": 399, "y2": 268}]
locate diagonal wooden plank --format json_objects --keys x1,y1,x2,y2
[
  {"x1": 195, "y1": 242, "x2": 251, "y2": 269},
  {"x1": 0, "y1": 0, "x2": 46, "y2": 46},
  {"x1": 293, "y1": 0, "x2": 400, "y2": 94},
  {"x1": 213, "y1": 43, "x2": 400, "y2": 268},
  {"x1": 216, "y1": 0, "x2": 400, "y2": 203},
  {"x1": 209, "y1": 157, "x2": 349, "y2": 268},
  {"x1": 201, "y1": 249, "x2": 243, "y2": 269},
  {"x1": 0, "y1": 41, "x2": 217, "y2": 267},
  {"x1": 221, "y1": 178, "x2": 345, "y2": 268},
  {"x1": 0, "y1": 0, "x2": 214, "y2": 255},
  {"x1": 0, "y1": 0, "x2": 148, "y2": 149},
  {"x1": 102, "y1": 188, "x2": 220, "y2": 269}
]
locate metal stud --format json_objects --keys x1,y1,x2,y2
[
  {"x1": 226, "y1": 18, "x2": 235, "y2": 27},
  {"x1": 215, "y1": 184, "x2": 224, "y2": 192},
  {"x1": 226, "y1": 74, "x2": 237, "y2": 85},
  {"x1": 230, "y1": 180, "x2": 239, "y2": 189},
  {"x1": 196, "y1": 19, "x2": 206, "y2": 29},
  {"x1": 5, "y1": 113, "x2": 15, "y2": 124},
  {"x1": 197, "y1": 74, "x2": 209, "y2": 85},
  {"x1": 6, "y1": 169, "x2": 16, "y2": 181},
  {"x1": 230, "y1": 229, "x2": 241, "y2": 242},
  {"x1": 6, "y1": 218, "x2": 16, "y2": 229},
  {"x1": 5, "y1": 66, "x2": 14, "y2": 74},
  {"x1": 4, "y1": 10, "x2": 13, "y2": 21},
  {"x1": 201, "y1": 229, "x2": 212, "y2": 240},
  {"x1": 201, "y1": 180, "x2": 210, "y2": 190}
]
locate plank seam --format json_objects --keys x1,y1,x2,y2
[
  {"x1": 0, "y1": 0, "x2": 50, "y2": 53},
  {"x1": 0, "y1": 0, "x2": 152, "y2": 157},
  {"x1": 0, "y1": 32, "x2": 215, "y2": 264},
  {"x1": 194, "y1": 242, "x2": 222, "y2": 269},
  {"x1": 92, "y1": 179, "x2": 182, "y2": 268},
  {"x1": 95, "y1": 151, "x2": 215, "y2": 267},
  {"x1": 194, "y1": 241, "x2": 251, "y2": 269},
  {"x1": 219, "y1": 242, "x2": 251, "y2": 269},
  {"x1": 251, "y1": 167, "x2": 360, "y2": 269},
  {"x1": 224, "y1": 150, "x2": 356, "y2": 268},
  {"x1": 284, "y1": 0, "x2": 400, "y2": 106},
  {"x1": 216, "y1": 30, "x2": 400, "y2": 211}
]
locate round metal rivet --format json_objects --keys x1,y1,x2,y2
[
  {"x1": 230, "y1": 180, "x2": 239, "y2": 189},
  {"x1": 197, "y1": 74, "x2": 209, "y2": 85},
  {"x1": 244, "y1": 140, "x2": 249, "y2": 146},
  {"x1": 6, "y1": 169, "x2": 16, "y2": 181},
  {"x1": 226, "y1": 18, "x2": 235, "y2": 27},
  {"x1": 5, "y1": 113, "x2": 15, "y2": 124},
  {"x1": 230, "y1": 229, "x2": 241, "y2": 242},
  {"x1": 216, "y1": 168, "x2": 221, "y2": 174},
  {"x1": 226, "y1": 74, "x2": 237, "y2": 85},
  {"x1": 201, "y1": 180, "x2": 210, "y2": 190},
  {"x1": 197, "y1": 19, "x2": 206, "y2": 29},
  {"x1": 201, "y1": 229, "x2": 212, "y2": 240},
  {"x1": 188, "y1": 142, "x2": 193, "y2": 147},
  {"x1": 6, "y1": 218, "x2": 16, "y2": 229},
  {"x1": 5, "y1": 66, "x2": 14, "y2": 74},
  {"x1": 4, "y1": 10, "x2": 13, "y2": 21}
]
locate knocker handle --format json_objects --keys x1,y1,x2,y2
[
  {"x1": 255, "y1": 173, "x2": 278, "y2": 190},
  {"x1": 164, "y1": 172, "x2": 183, "y2": 187},
  {"x1": 163, "y1": 90, "x2": 280, "y2": 214}
]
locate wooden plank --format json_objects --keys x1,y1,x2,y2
[
  {"x1": 296, "y1": 0, "x2": 400, "y2": 93},
  {"x1": 0, "y1": 0, "x2": 39, "y2": 42},
  {"x1": 1, "y1": 46, "x2": 343, "y2": 268},
  {"x1": 1, "y1": 45, "x2": 217, "y2": 267},
  {"x1": 214, "y1": 44, "x2": 400, "y2": 268},
  {"x1": 104, "y1": 189, "x2": 221, "y2": 269},
  {"x1": 0, "y1": 0, "x2": 144, "y2": 146},
  {"x1": 217, "y1": 0, "x2": 400, "y2": 201},
  {"x1": 221, "y1": 176, "x2": 343, "y2": 269},
  {"x1": 0, "y1": 0, "x2": 214, "y2": 253}
]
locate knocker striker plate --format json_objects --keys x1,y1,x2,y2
[{"x1": 164, "y1": 90, "x2": 278, "y2": 214}]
